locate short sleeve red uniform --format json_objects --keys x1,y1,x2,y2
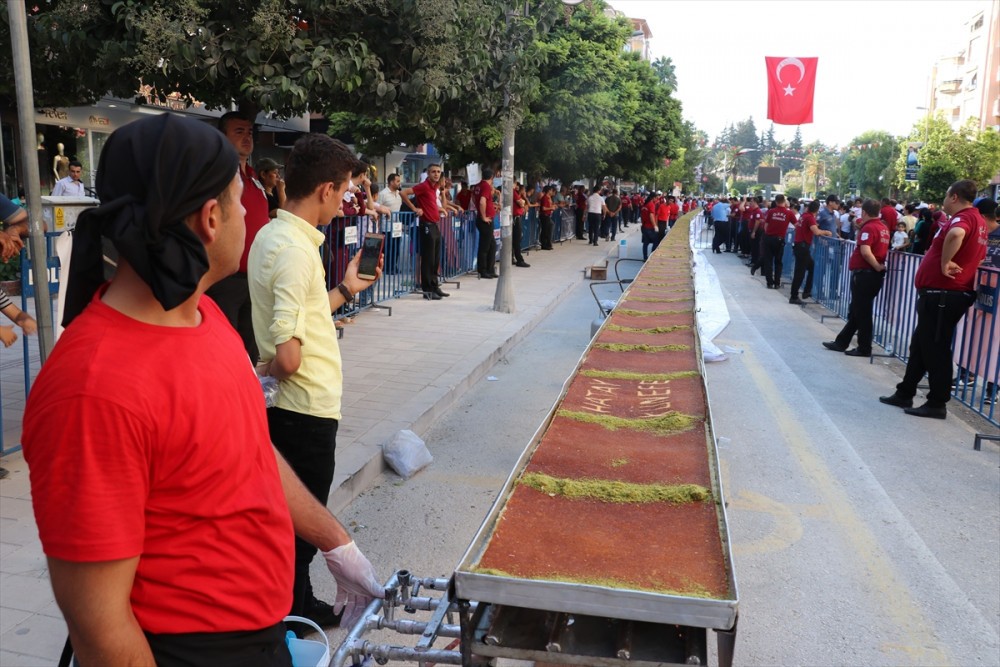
[
  {"x1": 239, "y1": 165, "x2": 271, "y2": 273},
  {"x1": 794, "y1": 212, "x2": 817, "y2": 244},
  {"x1": 22, "y1": 291, "x2": 294, "y2": 634},
  {"x1": 412, "y1": 179, "x2": 440, "y2": 223},
  {"x1": 763, "y1": 207, "x2": 795, "y2": 236},
  {"x1": 881, "y1": 205, "x2": 899, "y2": 227},
  {"x1": 915, "y1": 207, "x2": 988, "y2": 291},
  {"x1": 455, "y1": 188, "x2": 473, "y2": 210},
  {"x1": 849, "y1": 219, "x2": 890, "y2": 270},
  {"x1": 472, "y1": 181, "x2": 496, "y2": 220}
]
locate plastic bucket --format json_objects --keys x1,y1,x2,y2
[{"x1": 284, "y1": 616, "x2": 331, "y2": 667}]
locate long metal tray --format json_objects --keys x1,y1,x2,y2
[{"x1": 454, "y1": 256, "x2": 739, "y2": 631}]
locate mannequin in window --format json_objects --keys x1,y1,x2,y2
[{"x1": 53, "y1": 143, "x2": 70, "y2": 183}]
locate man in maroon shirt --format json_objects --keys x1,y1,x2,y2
[
  {"x1": 823, "y1": 199, "x2": 890, "y2": 357},
  {"x1": 759, "y1": 194, "x2": 795, "y2": 289},
  {"x1": 790, "y1": 199, "x2": 834, "y2": 304},
  {"x1": 472, "y1": 169, "x2": 499, "y2": 277},
  {"x1": 401, "y1": 163, "x2": 448, "y2": 299},
  {"x1": 205, "y1": 112, "x2": 271, "y2": 363},
  {"x1": 880, "y1": 180, "x2": 988, "y2": 418},
  {"x1": 880, "y1": 198, "x2": 898, "y2": 228}
]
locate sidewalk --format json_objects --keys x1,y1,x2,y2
[{"x1": 0, "y1": 229, "x2": 631, "y2": 665}]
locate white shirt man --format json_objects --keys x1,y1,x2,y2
[
  {"x1": 587, "y1": 191, "x2": 605, "y2": 214},
  {"x1": 377, "y1": 175, "x2": 403, "y2": 213},
  {"x1": 52, "y1": 162, "x2": 86, "y2": 196}
]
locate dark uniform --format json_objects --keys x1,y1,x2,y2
[{"x1": 830, "y1": 218, "x2": 890, "y2": 355}]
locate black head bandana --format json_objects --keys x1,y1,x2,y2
[{"x1": 62, "y1": 113, "x2": 240, "y2": 326}]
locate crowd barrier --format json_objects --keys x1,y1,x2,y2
[
  {"x1": 690, "y1": 211, "x2": 998, "y2": 427},
  {"x1": 0, "y1": 205, "x2": 583, "y2": 454}
]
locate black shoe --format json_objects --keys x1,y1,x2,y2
[
  {"x1": 789, "y1": 297, "x2": 805, "y2": 305},
  {"x1": 515, "y1": 261, "x2": 530, "y2": 267},
  {"x1": 435, "y1": 288, "x2": 450, "y2": 297},
  {"x1": 766, "y1": 283, "x2": 775, "y2": 289},
  {"x1": 879, "y1": 393, "x2": 913, "y2": 408},
  {"x1": 423, "y1": 291, "x2": 442, "y2": 300},
  {"x1": 801, "y1": 293, "x2": 811, "y2": 300},
  {"x1": 774, "y1": 282, "x2": 782, "y2": 289},
  {"x1": 822, "y1": 341, "x2": 847, "y2": 352},
  {"x1": 0, "y1": 467, "x2": 8, "y2": 480},
  {"x1": 904, "y1": 402, "x2": 947, "y2": 419},
  {"x1": 844, "y1": 348, "x2": 870, "y2": 357},
  {"x1": 303, "y1": 598, "x2": 343, "y2": 630},
  {"x1": 479, "y1": 273, "x2": 496, "y2": 279},
  {"x1": 750, "y1": 265, "x2": 758, "y2": 276}
]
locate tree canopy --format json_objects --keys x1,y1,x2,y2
[{"x1": 3, "y1": 0, "x2": 687, "y2": 183}]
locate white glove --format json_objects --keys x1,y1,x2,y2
[{"x1": 322, "y1": 541, "x2": 385, "y2": 627}]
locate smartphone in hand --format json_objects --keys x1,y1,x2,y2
[{"x1": 358, "y1": 232, "x2": 384, "y2": 280}]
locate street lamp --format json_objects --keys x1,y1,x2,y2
[{"x1": 494, "y1": 0, "x2": 583, "y2": 313}]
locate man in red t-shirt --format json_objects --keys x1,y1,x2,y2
[
  {"x1": 539, "y1": 184, "x2": 556, "y2": 249},
  {"x1": 401, "y1": 163, "x2": 448, "y2": 298},
  {"x1": 472, "y1": 169, "x2": 499, "y2": 276},
  {"x1": 789, "y1": 199, "x2": 834, "y2": 304},
  {"x1": 640, "y1": 193, "x2": 658, "y2": 259},
  {"x1": 744, "y1": 198, "x2": 763, "y2": 266},
  {"x1": 823, "y1": 199, "x2": 890, "y2": 357},
  {"x1": 758, "y1": 194, "x2": 796, "y2": 289},
  {"x1": 655, "y1": 194, "x2": 670, "y2": 245},
  {"x1": 880, "y1": 198, "x2": 899, "y2": 228},
  {"x1": 512, "y1": 183, "x2": 530, "y2": 267},
  {"x1": 204, "y1": 112, "x2": 271, "y2": 364},
  {"x1": 22, "y1": 116, "x2": 382, "y2": 666},
  {"x1": 880, "y1": 180, "x2": 988, "y2": 418},
  {"x1": 455, "y1": 181, "x2": 472, "y2": 210},
  {"x1": 667, "y1": 195, "x2": 680, "y2": 229}
]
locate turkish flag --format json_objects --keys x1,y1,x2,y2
[{"x1": 765, "y1": 56, "x2": 818, "y2": 125}]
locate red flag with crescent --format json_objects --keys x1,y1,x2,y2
[{"x1": 765, "y1": 56, "x2": 818, "y2": 125}]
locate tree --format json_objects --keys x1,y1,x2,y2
[
  {"x1": 1, "y1": 0, "x2": 553, "y2": 155},
  {"x1": 894, "y1": 115, "x2": 1000, "y2": 200},
  {"x1": 840, "y1": 131, "x2": 897, "y2": 199},
  {"x1": 779, "y1": 127, "x2": 803, "y2": 172}
]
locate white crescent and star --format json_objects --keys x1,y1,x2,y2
[{"x1": 775, "y1": 57, "x2": 806, "y2": 96}]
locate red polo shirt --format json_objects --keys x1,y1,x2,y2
[
  {"x1": 239, "y1": 164, "x2": 270, "y2": 273},
  {"x1": 914, "y1": 206, "x2": 987, "y2": 291},
  {"x1": 456, "y1": 188, "x2": 473, "y2": 210},
  {"x1": 668, "y1": 202, "x2": 679, "y2": 221},
  {"x1": 540, "y1": 193, "x2": 554, "y2": 215},
  {"x1": 881, "y1": 205, "x2": 899, "y2": 227},
  {"x1": 849, "y1": 219, "x2": 890, "y2": 270},
  {"x1": 763, "y1": 207, "x2": 795, "y2": 237},
  {"x1": 794, "y1": 212, "x2": 817, "y2": 244},
  {"x1": 411, "y1": 179, "x2": 440, "y2": 223},
  {"x1": 472, "y1": 180, "x2": 495, "y2": 220}
]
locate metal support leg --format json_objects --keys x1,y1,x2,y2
[
  {"x1": 974, "y1": 433, "x2": 1000, "y2": 451},
  {"x1": 715, "y1": 617, "x2": 738, "y2": 667}
]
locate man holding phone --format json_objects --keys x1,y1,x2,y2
[{"x1": 249, "y1": 133, "x2": 382, "y2": 630}]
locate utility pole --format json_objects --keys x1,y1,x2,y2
[{"x1": 8, "y1": 1, "x2": 55, "y2": 360}]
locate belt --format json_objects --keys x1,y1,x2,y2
[
  {"x1": 793, "y1": 241, "x2": 809, "y2": 247},
  {"x1": 852, "y1": 268, "x2": 882, "y2": 274},
  {"x1": 918, "y1": 288, "x2": 975, "y2": 296}
]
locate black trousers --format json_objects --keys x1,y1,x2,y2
[
  {"x1": 897, "y1": 289, "x2": 977, "y2": 405},
  {"x1": 539, "y1": 214, "x2": 554, "y2": 249},
  {"x1": 418, "y1": 220, "x2": 441, "y2": 291},
  {"x1": 655, "y1": 222, "x2": 667, "y2": 250},
  {"x1": 476, "y1": 219, "x2": 496, "y2": 275},
  {"x1": 512, "y1": 215, "x2": 525, "y2": 264},
  {"x1": 267, "y1": 407, "x2": 338, "y2": 618},
  {"x1": 575, "y1": 208, "x2": 585, "y2": 239},
  {"x1": 712, "y1": 220, "x2": 729, "y2": 253},
  {"x1": 587, "y1": 212, "x2": 602, "y2": 244},
  {"x1": 790, "y1": 242, "x2": 814, "y2": 298},
  {"x1": 143, "y1": 623, "x2": 292, "y2": 667},
  {"x1": 834, "y1": 270, "x2": 885, "y2": 353},
  {"x1": 205, "y1": 272, "x2": 259, "y2": 364},
  {"x1": 641, "y1": 227, "x2": 658, "y2": 260},
  {"x1": 760, "y1": 235, "x2": 785, "y2": 287}
]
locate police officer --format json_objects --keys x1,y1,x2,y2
[
  {"x1": 758, "y1": 194, "x2": 795, "y2": 289},
  {"x1": 790, "y1": 199, "x2": 833, "y2": 304},
  {"x1": 823, "y1": 199, "x2": 889, "y2": 356},
  {"x1": 879, "y1": 180, "x2": 988, "y2": 418}
]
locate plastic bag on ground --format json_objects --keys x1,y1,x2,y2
[{"x1": 383, "y1": 430, "x2": 433, "y2": 479}]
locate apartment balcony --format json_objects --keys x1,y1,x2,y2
[{"x1": 937, "y1": 79, "x2": 963, "y2": 95}]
